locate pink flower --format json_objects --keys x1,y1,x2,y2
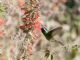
[
  {"x1": 0, "y1": 18, "x2": 4, "y2": 26},
  {"x1": 0, "y1": 55, "x2": 6, "y2": 60}
]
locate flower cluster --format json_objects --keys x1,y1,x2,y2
[
  {"x1": 19, "y1": 0, "x2": 41, "y2": 33},
  {"x1": 17, "y1": 0, "x2": 42, "y2": 60}
]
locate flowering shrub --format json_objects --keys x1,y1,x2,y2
[{"x1": 0, "y1": 0, "x2": 80, "y2": 60}]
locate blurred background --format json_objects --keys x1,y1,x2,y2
[
  {"x1": 39, "y1": 0, "x2": 80, "y2": 60},
  {"x1": 0, "y1": 0, "x2": 80, "y2": 60}
]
